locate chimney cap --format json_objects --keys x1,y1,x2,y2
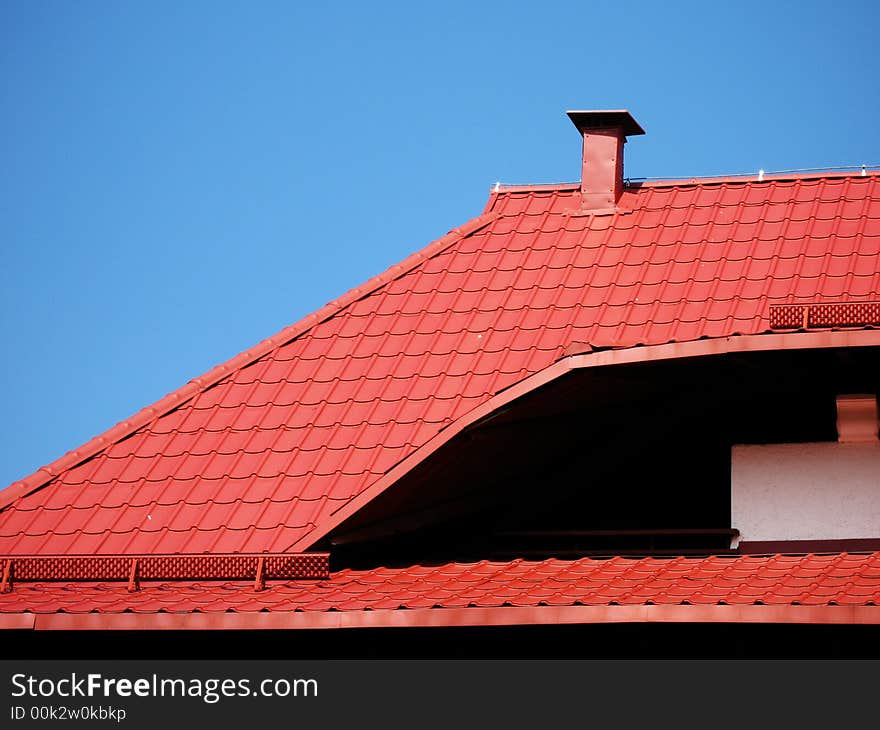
[{"x1": 566, "y1": 109, "x2": 645, "y2": 137}]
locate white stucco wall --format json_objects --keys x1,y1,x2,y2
[{"x1": 731, "y1": 442, "x2": 880, "y2": 543}]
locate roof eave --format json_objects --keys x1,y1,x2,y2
[{"x1": 6, "y1": 604, "x2": 880, "y2": 631}]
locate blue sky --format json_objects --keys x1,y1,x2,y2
[{"x1": 1, "y1": 0, "x2": 878, "y2": 488}]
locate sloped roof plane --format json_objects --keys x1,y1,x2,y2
[
  {"x1": 2, "y1": 173, "x2": 879, "y2": 557},
  {"x1": 2, "y1": 108, "x2": 880, "y2": 628}
]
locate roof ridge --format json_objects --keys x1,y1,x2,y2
[
  {"x1": 0, "y1": 209, "x2": 500, "y2": 511},
  {"x1": 493, "y1": 169, "x2": 880, "y2": 194},
  {"x1": 633, "y1": 169, "x2": 880, "y2": 188}
]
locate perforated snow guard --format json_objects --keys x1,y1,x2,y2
[
  {"x1": 0, "y1": 553, "x2": 329, "y2": 586},
  {"x1": 769, "y1": 302, "x2": 880, "y2": 330}
]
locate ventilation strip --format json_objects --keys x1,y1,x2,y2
[
  {"x1": 769, "y1": 302, "x2": 880, "y2": 330},
  {"x1": 0, "y1": 553, "x2": 329, "y2": 593}
]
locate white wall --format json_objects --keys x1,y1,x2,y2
[{"x1": 731, "y1": 442, "x2": 880, "y2": 543}]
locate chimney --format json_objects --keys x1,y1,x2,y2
[{"x1": 567, "y1": 110, "x2": 645, "y2": 212}]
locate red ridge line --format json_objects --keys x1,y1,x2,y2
[
  {"x1": 631, "y1": 170, "x2": 880, "y2": 188},
  {"x1": 0, "y1": 210, "x2": 500, "y2": 511},
  {"x1": 493, "y1": 170, "x2": 879, "y2": 194}
]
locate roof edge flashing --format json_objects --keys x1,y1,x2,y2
[{"x1": 10, "y1": 603, "x2": 880, "y2": 631}]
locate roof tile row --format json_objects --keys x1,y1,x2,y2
[{"x1": 1, "y1": 553, "x2": 878, "y2": 614}]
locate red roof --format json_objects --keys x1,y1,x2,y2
[
  {"x1": 2, "y1": 553, "x2": 878, "y2": 629},
  {"x1": 2, "y1": 172, "x2": 879, "y2": 560}
]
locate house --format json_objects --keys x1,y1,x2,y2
[{"x1": 2, "y1": 110, "x2": 879, "y2": 658}]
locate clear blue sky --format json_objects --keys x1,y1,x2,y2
[{"x1": 1, "y1": 0, "x2": 878, "y2": 488}]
